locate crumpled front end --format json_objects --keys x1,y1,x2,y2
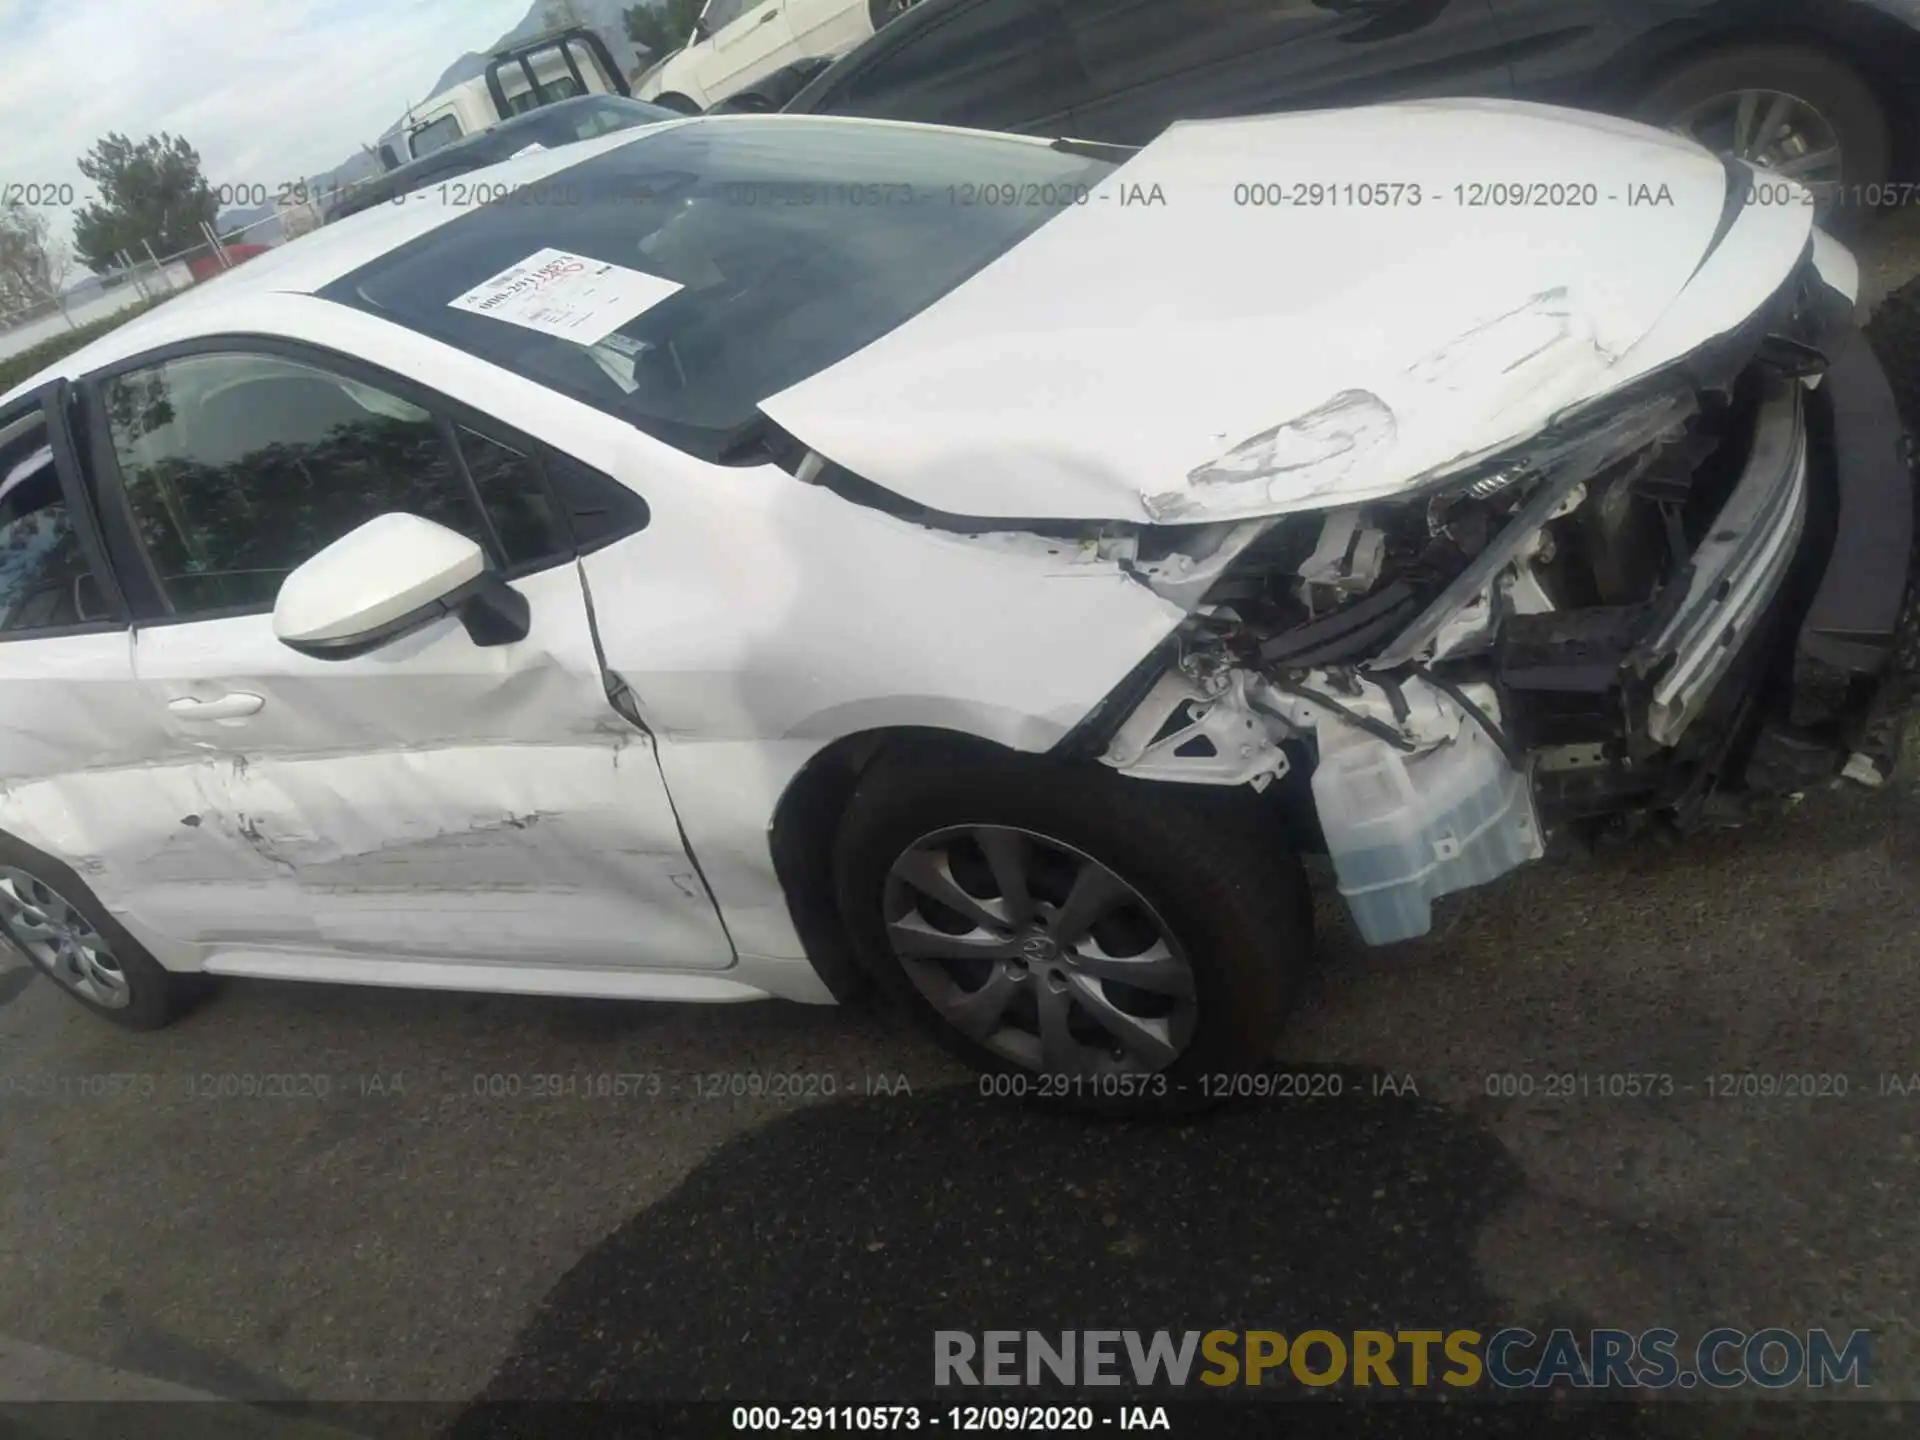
[{"x1": 1084, "y1": 237, "x2": 1909, "y2": 944}]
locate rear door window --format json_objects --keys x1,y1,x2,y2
[{"x1": 0, "y1": 404, "x2": 113, "y2": 635}]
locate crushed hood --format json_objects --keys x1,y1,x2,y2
[{"x1": 758, "y1": 100, "x2": 1818, "y2": 524}]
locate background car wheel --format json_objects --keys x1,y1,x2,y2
[
  {"x1": 832, "y1": 748, "x2": 1311, "y2": 1106},
  {"x1": 1636, "y1": 43, "x2": 1891, "y2": 233},
  {"x1": 652, "y1": 92, "x2": 702, "y2": 115},
  {"x1": 0, "y1": 835, "x2": 193, "y2": 1031}
]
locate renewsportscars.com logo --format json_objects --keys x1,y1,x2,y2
[{"x1": 934, "y1": 1328, "x2": 1872, "y2": 1391}]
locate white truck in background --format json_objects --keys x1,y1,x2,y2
[{"x1": 379, "y1": 27, "x2": 636, "y2": 169}]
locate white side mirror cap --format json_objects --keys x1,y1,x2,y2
[{"x1": 274, "y1": 513, "x2": 487, "y2": 656}]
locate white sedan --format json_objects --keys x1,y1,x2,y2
[
  {"x1": 636, "y1": 0, "x2": 910, "y2": 113},
  {"x1": 0, "y1": 110, "x2": 1905, "y2": 1099}
]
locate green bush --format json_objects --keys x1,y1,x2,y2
[{"x1": 0, "y1": 295, "x2": 165, "y2": 396}]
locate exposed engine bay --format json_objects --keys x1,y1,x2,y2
[{"x1": 1083, "y1": 246, "x2": 1905, "y2": 944}]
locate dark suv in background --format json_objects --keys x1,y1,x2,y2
[{"x1": 786, "y1": 0, "x2": 1920, "y2": 228}]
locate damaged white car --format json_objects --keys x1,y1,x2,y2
[{"x1": 0, "y1": 109, "x2": 1911, "y2": 1094}]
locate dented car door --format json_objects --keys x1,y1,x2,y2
[
  {"x1": 0, "y1": 384, "x2": 180, "y2": 918},
  {"x1": 82, "y1": 345, "x2": 735, "y2": 971}
]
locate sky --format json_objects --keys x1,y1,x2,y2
[{"x1": 0, "y1": 0, "x2": 535, "y2": 246}]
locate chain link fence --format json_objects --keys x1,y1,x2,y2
[{"x1": 0, "y1": 196, "x2": 328, "y2": 367}]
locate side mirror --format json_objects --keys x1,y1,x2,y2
[{"x1": 273, "y1": 513, "x2": 530, "y2": 661}]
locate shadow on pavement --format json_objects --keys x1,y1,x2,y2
[
  {"x1": 444, "y1": 1068, "x2": 1657, "y2": 1436},
  {"x1": 442, "y1": 1069, "x2": 1918, "y2": 1439}
]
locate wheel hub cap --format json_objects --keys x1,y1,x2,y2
[
  {"x1": 1666, "y1": 88, "x2": 1845, "y2": 208},
  {"x1": 1018, "y1": 933, "x2": 1061, "y2": 964},
  {"x1": 881, "y1": 825, "x2": 1199, "y2": 1075},
  {"x1": 0, "y1": 866, "x2": 129, "y2": 1009}
]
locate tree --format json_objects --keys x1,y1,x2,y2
[
  {"x1": 625, "y1": 0, "x2": 704, "y2": 59},
  {"x1": 71, "y1": 132, "x2": 219, "y2": 273},
  {"x1": 0, "y1": 200, "x2": 67, "y2": 314}
]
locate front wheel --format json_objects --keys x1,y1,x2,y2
[
  {"x1": 833, "y1": 748, "x2": 1311, "y2": 1102},
  {"x1": 0, "y1": 835, "x2": 194, "y2": 1030}
]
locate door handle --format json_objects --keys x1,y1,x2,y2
[
  {"x1": 167, "y1": 692, "x2": 265, "y2": 722},
  {"x1": 757, "y1": 8, "x2": 778, "y2": 22}
]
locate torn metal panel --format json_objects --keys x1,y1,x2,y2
[
  {"x1": 761, "y1": 101, "x2": 1813, "y2": 524},
  {"x1": 1121, "y1": 518, "x2": 1277, "y2": 609},
  {"x1": 1095, "y1": 653, "x2": 1542, "y2": 941},
  {"x1": 1100, "y1": 670, "x2": 1290, "y2": 790},
  {"x1": 1368, "y1": 391, "x2": 1697, "y2": 670}
]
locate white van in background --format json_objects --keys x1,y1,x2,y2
[{"x1": 636, "y1": 0, "x2": 918, "y2": 113}]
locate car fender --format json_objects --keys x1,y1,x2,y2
[{"x1": 577, "y1": 445, "x2": 1186, "y2": 752}]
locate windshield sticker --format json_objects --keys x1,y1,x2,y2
[{"x1": 448, "y1": 248, "x2": 681, "y2": 344}]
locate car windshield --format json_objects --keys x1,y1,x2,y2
[{"x1": 321, "y1": 117, "x2": 1114, "y2": 460}]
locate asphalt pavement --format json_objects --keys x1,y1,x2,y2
[{"x1": 2, "y1": 214, "x2": 1920, "y2": 1438}]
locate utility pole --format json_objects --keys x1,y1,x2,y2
[{"x1": 141, "y1": 239, "x2": 171, "y2": 294}]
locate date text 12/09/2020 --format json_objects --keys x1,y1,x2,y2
[
  {"x1": 974, "y1": 1071, "x2": 1408, "y2": 1101},
  {"x1": 729, "y1": 1405, "x2": 1167, "y2": 1432}
]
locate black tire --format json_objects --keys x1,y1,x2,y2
[
  {"x1": 832, "y1": 746, "x2": 1312, "y2": 1107},
  {"x1": 1867, "y1": 277, "x2": 1920, "y2": 441},
  {"x1": 652, "y1": 92, "x2": 702, "y2": 115},
  {"x1": 0, "y1": 831, "x2": 195, "y2": 1031},
  {"x1": 1635, "y1": 43, "x2": 1892, "y2": 235}
]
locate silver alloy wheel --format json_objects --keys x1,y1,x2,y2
[
  {"x1": 0, "y1": 865, "x2": 129, "y2": 1009},
  {"x1": 882, "y1": 825, "x2": 1198, "y2": 1074},
  {"x1": 1667, "y1": 88, "x2": 1845, "y2": 205}
]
